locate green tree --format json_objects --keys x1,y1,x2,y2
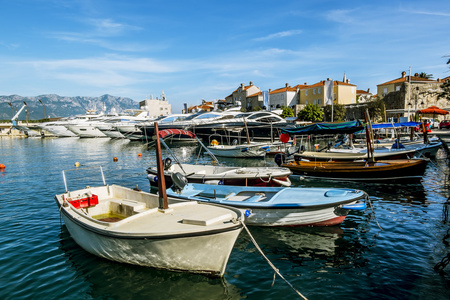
[
  {"x1": 280, "y1": 106, "x2": 294, "y2": 118},
  {"x1": 323, "y1": 103, "x2": 346, "y2": 121},
  {"x1": 366, "y1": 98, "x2": 385, "y2": 122},
  {"x1": 438, "y1": 57, "x2": 450, "y2": 101},
  {"x1": 297, "y1": 103, "x2": 323, "y2": 121},
  {"x1": 418, "y1": 72, "x2": 433, "y2": 79}
]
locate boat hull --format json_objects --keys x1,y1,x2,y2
[
  {"x1": 284, "y1": 159, "x2": 428, "y2": 182},
  {"x1": 60, "y1": 212, "x2": 241, "y2": 275},
  {"x1": 207, "y1": 145, "x2": 266, "y2": 158},
  {"x1": 295, "y1": 149, "x2": 417, "y2": 161},
  {"x1": 146, "y1": 164, "x2": 292, "y2": 188}
]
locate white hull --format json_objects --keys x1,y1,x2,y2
[
  {"x1": 40, "y1": 124, "x2": 78, "y2": 137},
  {"x1": 61, "y1": 212, "x2": 240, "y2": 274},
  {"x1": 99, "y1": 129, "x2": 126, "y2": 138},
  {"x1": 66, "y1": 125, "x2": 108, "y2": 138},
  {"x1": 244, "y1": 206, "x2": 350, "y2": 227},
  {"x1": 55, "y1": 185, "x2": 242, "y2": 276},
  {"x1": 207, "y1": 144, "x2": 266, "y2": 158}
]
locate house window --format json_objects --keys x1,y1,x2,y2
[
  {"x1": 318, "y1": 88, "x2": 321, "y2": 94},
  {"x1": 383, "y1": 88, "x2": 387, "y2": 95},
  {"x1": 317, "y1": 99, "x2": 321, "y2": 105},
  {"x1": 305, "y1": 90, "x2": 308, "y2": 96},
  {"x1": 396, "y1": 86, "x2": 400, "y2": 91}
]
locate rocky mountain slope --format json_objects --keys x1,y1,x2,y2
[{"x1": 0, "y1": 94, "x2": 138, "y2": 120}]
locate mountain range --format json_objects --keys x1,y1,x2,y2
[{"x1": 0, "y1": 94, "x2": 139, "y2": 120}]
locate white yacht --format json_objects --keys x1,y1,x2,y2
[
  {"x1": 95, "y1": 110, "x2": 153, "y2": 139},
  {"x1": 38, "y1": 110, "x2": 104, "y2": 137}
]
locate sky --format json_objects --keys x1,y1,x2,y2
[{"x1": 0, "y1": 0, "x2": 449, "y2": 113}]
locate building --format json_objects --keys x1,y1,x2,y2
[
  {"x1": 225, "y1": 82, "x2": 262, "y2": 110},
  {"x1": 292, "y1": 78, "x2": 357, "y2": 114},
  {"x1": 268, "y1": 83, "x2": 301, "y2": 110},
  {"x1": 139, "y1": 91, "x2": 172, "y2": 118},
  {"x1": 356, "y1": 88, "x2": 374, "y2": 103},
  {"x1": 377, "y1": 71, "x2": 449, "y2": 120}
]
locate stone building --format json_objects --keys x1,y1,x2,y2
[
  {"x1": 377, "y1": 72, "x2": 449, "y2": 121},
  {"x1": 225, "y1": 82, "x2": 262, "y2": 110}
]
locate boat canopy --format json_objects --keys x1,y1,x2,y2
[
  {"x1": 282, "y1": 120, "x2": 364, "y2": 135},
  {"x1": 371, "y1": 122, "x2": 420, "y2": 129},
  {"x1": 158, "y1": 129, "x2": 196, "y2": 138}
]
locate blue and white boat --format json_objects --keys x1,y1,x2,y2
[{"x1": 165, "y1": 174, "x2": 368, "y2": 227}]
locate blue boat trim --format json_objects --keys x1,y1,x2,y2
[{"x1": 341, "y1": 202, "x2": 367, "y2": 210}]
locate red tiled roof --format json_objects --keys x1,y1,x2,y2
[
  {"x1": 357, "y1": 90, "x2": 370, "y2": 94},
  {"x1": 378, "y1": 76, "x2": 436, "y2": 86},
  {"x1": 298, "y1": 80, "x2": 356, "y2": 89},
  {"x1": 248, "y1": 91, "x2": 262, "y2": 97}
]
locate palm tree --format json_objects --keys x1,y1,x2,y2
[{"x1": 418, "y1": 72, "x2": 433, "y2": 79}]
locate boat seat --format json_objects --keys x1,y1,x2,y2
[
  {"x1": 110, "y1": 199, "x2": 147, "y2": 216},
  {"x1": 245, "y1": 194, "x2": 264, "y2": 202},
  {"x1": 197, "y1": 191, "x2": 235, "y2": 199}
]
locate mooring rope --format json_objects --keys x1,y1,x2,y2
[
  {"x1": 367, "y1": 196, "x2": 383, "y2": 230},
  {"x1": 242, "y1": 222, "x2": 308, "y2": 300}
]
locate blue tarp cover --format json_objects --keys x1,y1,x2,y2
[
  {"x1": 371, "y1": 122, "x2": 420, "y2": 129},
  {"x1": 282, "y1": 120, "x2": 364, "y2": 135}
]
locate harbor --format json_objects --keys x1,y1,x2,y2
[{"x1": 1, "y1": 136, "x2": 450, "y2": 299}]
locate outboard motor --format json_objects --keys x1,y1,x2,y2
[
  {"x1": 170, "y1": 172, "x2": 188, "y2": 193},
  {"x1": 274, "y1": 153, "x2": 286, "y2": 167},
  {"x1": 163, "y1": 157, "x2": 172, "y2": 170}
]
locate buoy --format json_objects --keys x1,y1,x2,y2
[
  {"x1": 113, "y1": 157, "x2": 118, "y2": 162},
  {"x1": 138, "y1": 153, "x2": 142, "y2": 157},
  {"x1": 0, "y1": 164, "x2": 5, "y2": 170},
  {"x1": 279, "y1": 133, "x2": 290, "y2": 143},
  {"x1": 74, "y1": 162, "x2": 81, "y2": 167}
]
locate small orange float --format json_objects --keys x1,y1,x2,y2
[{"x1": 0, "y1": 164, "x2": 5, "y2": 170}]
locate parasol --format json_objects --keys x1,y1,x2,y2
[{"x1": 417, "y1": 106, "x2": 449, "y2": 116}]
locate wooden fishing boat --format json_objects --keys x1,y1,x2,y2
[
  {"x1": 167, "y1": 173, "x2": 368, "y2": 227},
  {"x1": 294, "y1": 148, "x2": 417, "y2": 162},
  {"x1": 281, "y1": 158, "x2": 428, "y2": 182},
  {"x1": 54, "y1": 123, "x2": 244, "y2": 276}
]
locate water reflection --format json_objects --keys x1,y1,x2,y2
[
  {"x1": 58, "y1": 227, "x2": 243, "y2": 300},
  {"x1": 235, "y1": 225, "x2": 370, "y2": 271}
]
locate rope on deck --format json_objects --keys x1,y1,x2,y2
[{"x1": 242, "y1": 222, "x2": 308, "y2": 300}]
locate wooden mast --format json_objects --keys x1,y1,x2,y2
[
  {"x1": 154, "y1": 122, "x2": 168, "y2": 210},
  {"x1": 364, "y1": 110, "x2": 374, "y2": 161}
]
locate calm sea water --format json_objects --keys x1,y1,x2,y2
[{"x1": 1, "y1": 137, "x2": 450, "y2": 300}]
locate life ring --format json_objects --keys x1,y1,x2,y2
[{"x1": 211, "y1": 139, "x2": 219, "y2": 146}]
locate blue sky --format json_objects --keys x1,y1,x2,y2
[{"x1": 1, "y1": 0, "x2": 449, "y2": 113}]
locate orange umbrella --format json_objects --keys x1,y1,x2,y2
[{"x1": 417, "y1": 106, "x2": 449, "y2": 115}]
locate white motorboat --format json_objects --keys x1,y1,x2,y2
[
  {"x1": 55, "y1": 122, "x2": 244, "y2": 276},
  {"x1": 167, "y1": 174, "x2": 368, "y2": 227},
  {"x1": 55, "y1": 183, "x2": 243, "y2": 276},
  {"x1": 147, "y1": 128, "x2": 292, "y2": 187},
  {"x1": 96, "y1": 110, "x2": 153, "y2": 139},
  {"x1": 39, "y1": 110, "x2": 105, "y2": 137},
  {"x1": 207, "y1": 142, "x2": 269, "y2": 158}
]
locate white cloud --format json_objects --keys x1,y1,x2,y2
[{"x1": 253, "y1": 29, "x2": 303, "y2": 42}]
